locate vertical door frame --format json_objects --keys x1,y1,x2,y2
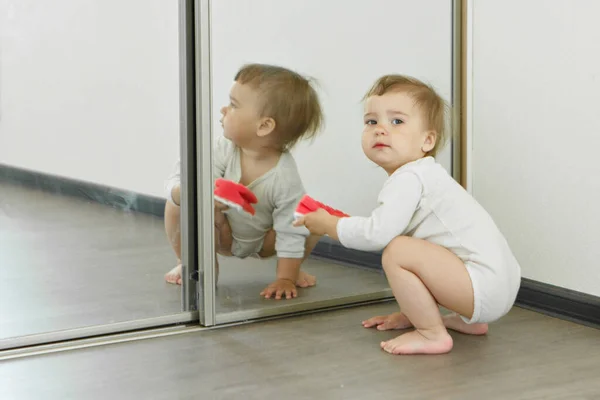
[
  {"x1": 452, "y1": 0, "x2": 466, "y2": 187},
  {"x1": 179, "y1": 0, "x2": 217, "y2": 326},
  {"x1": 459, "y1": 0, "x2": 474, "y2": 192},
  {"x1": 193, "y1": 0, "x2": 217, "y2": 326}
]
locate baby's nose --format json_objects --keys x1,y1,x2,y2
[
  {"x1": 220, "y1": 106, "x2": 227, "y2": 115},
  {"x1": 375, "y1": 127, "x2": 387, "y2": 135}
]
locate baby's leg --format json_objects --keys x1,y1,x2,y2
[
  {"x1": 164, "y1": 198, "x2": 183, "y2": 284},
  {"x1": 165, "y1": 199, "x2": 226, "y2": 285},
  {"x1": 211, "y1": 208, "x2": 236, "y2": 283},
  {"x1": 258, "y1": 232, "x2": 320, "y2": 287},
  {"x1": 374, "y1": 236, "x2": 484, "y2": 355},
  {"x1": 296, "y1": 234, "x2": 321, "y2": 287},
  {"x1": 214, "y1": 208, "x2": 233, "y2": 255}
]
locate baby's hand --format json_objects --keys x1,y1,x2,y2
[
  {"x1": 260, "y1": 278, "x2": 297, "y2": 300},
  {"x1": 293, "y1": 208, "x2": 338, "y2": 236}
]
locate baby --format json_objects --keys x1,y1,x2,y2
[
  {"x1": 294, "y1": 75, "x2": 521, "y2": 355},
  {"x1": 164, "y1": 63, "x2": 323, "y2": 300}
]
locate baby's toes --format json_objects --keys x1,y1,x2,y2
[{"x1": 362, "y1": 315, "x2": 386, "y2": 328}]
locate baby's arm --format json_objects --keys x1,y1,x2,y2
[
  {"x1": 212, "y1": 136, "x2": 235, "y2": 210},
  {"x1": 213, "y1": 135, "x2": 231, "y2": 181},
  {"x1": 273, "y1": 192, "x2": 309, "y2": 278},
  {"x1": 260, "y1": 180, "x2": 311, "y2": 299},
  {"x1": 336, "y1": 172, "x2": 422, "y2": 252}
]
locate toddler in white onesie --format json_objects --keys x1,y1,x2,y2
[
  {"x1": 295, "y1": 74, "x2": 521, "y2": 355},
  {"x1": 164, "y1": 63, "x2": 323, "y2": 300}
]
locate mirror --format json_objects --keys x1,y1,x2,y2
[
  {"x1": 200, "y1": 0, "x2": 455, "y2": 323},
  {"x1": 0, "y1": 1, "x2": 193, "y2": 346}
]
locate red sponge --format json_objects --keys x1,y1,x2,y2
[
  {"x1": 294, "y1": 194, "x2": 349, "y2": 219},
  {"x1": 214, "y1": 178, "x2": 258, "y2": 216}
]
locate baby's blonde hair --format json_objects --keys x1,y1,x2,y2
[
  {"x1": 235, "y1": 63, "x2": 324, "y2": 151},
  {"x1": 363, "y1": 75, "x2": 448, "y2": 157}
]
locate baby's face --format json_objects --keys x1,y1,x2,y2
[
  {"x1": 361, "y1": 91, "x2": 435, "y2": 174},
  {"x1": 220, "y1": 82, "x2": 262, "y2": 145}
]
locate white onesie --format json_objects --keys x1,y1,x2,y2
[
  {"x1": 336, "y1": 157, "x2": 522, "y2": 324},
  {"x1": 165, "y1": 135, "x2": 309, "y2": 259}
]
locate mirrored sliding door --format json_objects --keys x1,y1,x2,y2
[
  {"x1": 192, "y1": 0, "x2": 462, "y2": 325},
  {"x1": 0, "y1": 0, "x2": 197, "y2": 350}
]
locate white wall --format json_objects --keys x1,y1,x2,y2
[
  {"x1": 0, "y1": 0, "x2": 180, "y2": 197},
  {"x1": 211, "y1": 0, "x2": 453, "y2": 216},
  {"x1": 472, "y1": 1, "x2": 600, "y2": 296}
]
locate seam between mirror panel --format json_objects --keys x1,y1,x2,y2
[
  {"x1": 195, "y1": 0, "x2": 216, "y2": 326},
  {"x1": 179, "y1": 0, "x2": 199, "y2": 313}
]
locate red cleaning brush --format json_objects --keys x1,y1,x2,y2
[
  {"x1": 214, "y1": 178, "x2": 258, "y2": 216},
  {"x1": 294, "y1": 194, "x2": 349, "y2": 220}
]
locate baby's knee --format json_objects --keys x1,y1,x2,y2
[
  {"x1": 306, "y1": 233, "x2": 321, "y2": 242},
  {"x1": 214, "y1": 210, "x2": 229, "y2": 230},
  {"x1": 170, "y1": 184, "x2": 181, "y2": 206},
  {"x1": 305, "y1": 233, "x2": 321, "y2": 247},
  {"x1": 165, "y1": 199, "x2": 181, "y2": 219},
  {"x1": 259, "y1": 229, "x2": 276, "y2": 257},
  {"x1": 381, "y1": 236, "x2": 411, "y2": 268}
]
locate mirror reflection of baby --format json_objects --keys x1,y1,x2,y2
[
  {"x1": 164, "y1": 63, "x2": 323, "y2": 300},
  {"x1": 294, "y1": 75, "x2": 522, "y2": 355}
]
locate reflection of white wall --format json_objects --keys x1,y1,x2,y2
[
  {"x1": 0, "y1": 0, "x2": 180, "y2": 197},
  {"x1": 472, "y1": 1, "x2": 600, "y2": 296},
  {"x1": 211, "y1": 0, "x2": 453, "y2": 216}
]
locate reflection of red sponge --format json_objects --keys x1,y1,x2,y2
[
  {"x1": 294, "y1": 195, "x2": 349, "y2": 219},
  {"x1": 214, "y1": 178, "x2": 258, "y2": 216}
]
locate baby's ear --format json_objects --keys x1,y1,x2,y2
[
  {"x1": 422, "y1": 130, "x2": 437, "y2": 153},
  {"x1": 257, "y1": 117, "x2": 276, "y2": 137}
]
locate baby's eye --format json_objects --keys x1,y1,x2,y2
[
  {"x1": 365, "y1": 119, "x2": 376, "y2": 125},
  {"x1": 391, "y1": 118, "x2": 403, "y2": 125}
]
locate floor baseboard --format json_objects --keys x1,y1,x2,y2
[
  {"x1": 0, "y1": 164, "x2": 166, "y2": 218},
  {"x1": 2, "y1": 164, "x2": 598, "y2": 329},
  {"x1": 516, "y1": 278, "x2": 600, "y2": 328},
  {"x1": 311, "y1": 236, "x2": 382, "y2": 270}
]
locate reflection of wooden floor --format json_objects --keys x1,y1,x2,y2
[
  {"x1": 3, "y1": 303, "x2": 600, "y2": 399},
  {"x1": 216, "y1": 256, "x2": 390, "y2": 322},
  {"x1": 0, "y1": 182, "x2": 181, "y2": 340},
  {"x1": 0, "y1": 181, "x2": 389, "y2": 340}
]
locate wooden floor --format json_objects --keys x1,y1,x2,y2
[{"x1": 1, "y1": 303, "x2": 599, "y2": 399}]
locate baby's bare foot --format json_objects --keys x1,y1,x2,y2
[
  {"x1": 381, "y1": 329, "x2": 453, "y2": 355},
  {"x1": 165, "y1": 262, "x2": 220, "y2": 286},
  {"x1": 362, "y1": 312, "x2": 412, "y2": 330},
  {"x1": 363, "y1": 312, "x2": 488, "y2": 335},
  {"x1": 295, "y1": 270, "x2": 316, "y2": 288},
  {"x1": 165, "y1": 264, "x2": 182, "y2": 285},
  {"x1": 443, "y1": 313, "x2": 488, "y2": 335}
]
